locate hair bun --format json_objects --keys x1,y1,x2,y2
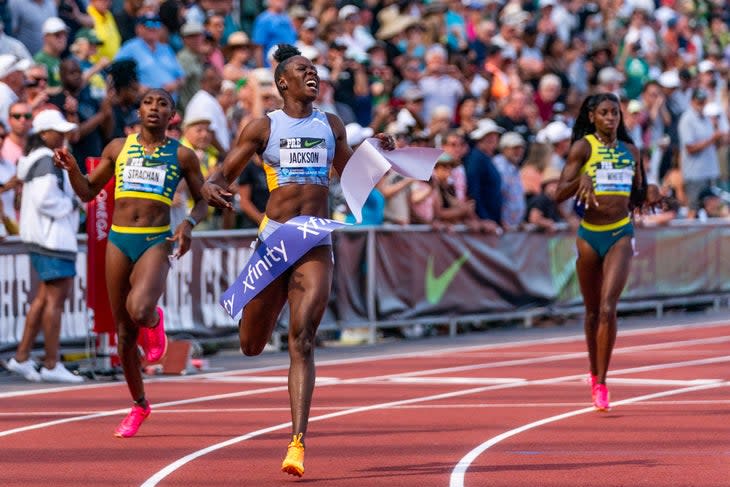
[{"x1": 273, "y1": 44, "x2": 301, "y2": 64}]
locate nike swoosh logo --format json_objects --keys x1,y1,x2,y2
[
  {"x1": 146, "y1": 235, "x2": 161, "y2": 241},
  {"x1": 158, "y1": 152, "x2": 174, "y2": 157},
  {"x1": 303, "y1": 139, "x2": 321, "y2": 148},
  {"x1": 611, "y1": 230, "x2": 623, "y2": 237},
  {"x1": 425, "y1": 251, "x2": 470, "y2": 305}
]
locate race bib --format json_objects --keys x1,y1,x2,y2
[
  {"x1": 595, "y1": 168, "x2": 633, "y2": 186},
  {"x1": 280, "y1": 137, "x2": 327, "y2": 168},
  {"x1": 122, "y1": 157, "x2": 167, "y2": 194}
]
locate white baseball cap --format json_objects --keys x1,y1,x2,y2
[
  {"x1": 32, "y1": 109, "x2": 77, "y2": 134},
  {"x1": 339, "y1": 5, "x2": 360, "y2": 21},
  {"x1": 42, "y1": 17, "x2": 69, "y2": 35},
  {"x1": 657, "y1": 70, "x2": 680, "y2": 89},
  {"x1": 698, "y1": 59, "x2": 715, "y2": 73},
  {"x1": 0, "y1": 54, "x2": 31, "y2": 79},
  {"x1": 470, "y1": 118, "x2": 505, "y2": 140}
]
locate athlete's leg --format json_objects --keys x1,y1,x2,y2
[
  {"x1": 105, "y1": 243, "x2": 139, "y2": 401},
  {"x1": 595, "y1": 237, "x2": 633, "y2": 383},
  {"x1": 39, "y1": 277, "x2": 74, "y2": 370},
  {"x1": 576, "y1": 238, "x2": 603, "y2": 378},
  {"x1": 13, "y1": 282, "x2": 48, "y2": 362},
  {"x1": 126, "y1": 242, "x2": 171, "y2": 328},
  {"x1": 239, "y1": 275, "x2": 289, "y2": 356},
  {"x1": 286, "y1": 245, "x2": 333, "y2": 440}
]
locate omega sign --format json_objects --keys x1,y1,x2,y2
[{"x1": 95, "y1": 189, "x2": 110, "y2": 241}]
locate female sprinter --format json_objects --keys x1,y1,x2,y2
[
  {"x1": 556, "y1": 92, "x2": 660, "y2": 412},
  {"x1": 202, "y1": 44, "x2": 394, "y2": 477},
  {"x1": 53, "y1": 89, "x2": 208, "y2": 437}
]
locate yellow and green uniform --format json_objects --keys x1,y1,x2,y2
[
  {"x1": 108, "y1": 135, "x2": 182, "y2": 262},
  {"x1": 577, "y1": 134, "x2": 636, "y2": 257}
]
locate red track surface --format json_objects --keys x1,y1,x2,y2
[{"x1": 1, "y1": 321, "x2": 728, "y2": 487}]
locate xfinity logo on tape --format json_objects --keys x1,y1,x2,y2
[
  {"x1": 296, "y1": 216, "x2": 331, "y2": 238},
  {"x1": 220, "y1": 216, "x2": 347, "y2": 318}
]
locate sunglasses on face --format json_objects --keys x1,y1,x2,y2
[{"x1": 10, "y1": 113, "x2": 32, "y2": 120}]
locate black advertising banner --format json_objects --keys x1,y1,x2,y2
[{"x1": 3, "y1": 224, "x2": 730, "y2": 346}]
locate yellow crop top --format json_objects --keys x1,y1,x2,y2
[
  {"x1": 114, "y1": 134, "x2": 182, "y2": 205},
  {"x1": 580, "y1": 134, "x2": 635, "y2": 197}
]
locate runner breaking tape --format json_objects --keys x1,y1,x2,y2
[{"x1": 201, "y1": 44, "x2": 395, "y2": 477}]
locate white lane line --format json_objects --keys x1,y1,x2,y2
[
  {"x1": 0, "y1": 385, "x2": 289, "y2": 438},
  {"x1": 201, "y1": 376, "x2": 340, "y2": 384},
  {"x1": 385, "y1": 377, "x2": 527, "y2": 385},
  {"x1": 448, "y1": 381, "x2": 728, "y2": 487},
  {"x1": 139, "y1": 356, "x2": 730, "y2": 486},
  {"x1": 1, "y1": 343, "x2": 728, "y2": 438},
  {"x1": 6, "y1": 398, "x2": 730, "y2": 418},
  {"x1": 3, "y1": 319, "x2": 729, "y2": 399}
]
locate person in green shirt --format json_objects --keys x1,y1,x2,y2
[
  {"x1": 621, "y1": 41, "x2": 650, "y2": 100},
  {"x1": 33, "y1": 17, "x2": 69, "y2": 90}
]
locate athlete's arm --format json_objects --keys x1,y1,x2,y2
[
  {"x1": 555, "y1": 138, "x2": 595, "y2": 206},
  {"x1": 53, "y1": 138, "x2": 123, "y2": 202},
  {"x1": 326, "y1": 113, "x2": 353, "y2": 177},
  {"x1": 169, "y1": 145, "x2": 207, "y2": 258},
  {"x1": 202, "y1": 116, "x2": 269, "y2": 209}
]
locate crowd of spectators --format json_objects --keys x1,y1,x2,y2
[{"x1": 1, "y1": 0, "x2": 730, "y2": 241}]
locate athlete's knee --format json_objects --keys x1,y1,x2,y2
[
  {"x1": 598, "y1": 302, "x2": 618, "y2": 322},
  {"x1": 240, "y1": 339, "x2": 265, "y2": 356},
  {"x1": 289, "y1": 325, "x2": 316, "y2": 358},
  {"x1": 126, "y1": 300, "x2": 156, "y2": 326}
]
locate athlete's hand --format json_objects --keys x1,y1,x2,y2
[
  {"x1": 168, "y1": 223, "x2": 192, "y2": 259},
  {"x1": 201, "y1": 180, "x2": 233, "y2": 209},
  {"x1": 53, "y1": 147, "x2": 78, "y2": 172},
  {"x1": 575, "y1": 173, "x2": 598, "y2": 208},
  {"x1": 374, "y1": 133, "x2": 396, "y2": 151}
]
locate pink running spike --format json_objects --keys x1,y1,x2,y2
[
  {"x1": 590, "y1": 374, "x2": 598, "y2": 401},
  {"x1": 114, "y1": 404, "x2": 151, "y2": 438},
  {"x1": 593, "y1": 383, "x2": 610, "y2": 412},
  {"x1": 138, "y1": 307, "x2": 168, "y2": 363}
]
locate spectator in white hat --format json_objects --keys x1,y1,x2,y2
[
  {"x1": 34, "y1": 17, "x2": 69, "y2": 89},
  {"x1": 7, "y1": 109, "x2": 83, "y2": 384},
  {"x1": 7, "y1": 0, "x2": 58, "y2": 56},
  {"x1": 465, "y1": 118, "x2": 504, "y2": 224},
  {"x1": 493, "y1": 131, "x2": 527, "y2": 229},
  {"x1": 537, "y1": 120, "x2": 572, "y2": 171},
  {"x1": 337, "y1": 4, "x2": 375, "y2": 61},
  {"x1": 0, "y1": 54, "x2": 31, "y2": 127},
  {"x1": 596, "y1": 66, "x2": 625, "y2": 96},
  {"x1": 177, "y1": 22, "x2": 207, "y2": 110}
]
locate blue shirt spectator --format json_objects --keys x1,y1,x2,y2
[
  {"x1": 251, "y1": 6, "x2": 296, "y2": 67},
  {"x1": 114, "y1": 14, "x2": 184, "y2": 96}
]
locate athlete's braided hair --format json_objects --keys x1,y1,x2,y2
[
  {"x1": 570, "y1": 93, "x2": 633, "y2": 145},
  {"x1": 273, "y1": 44, "x2": 302, "y2": 95}
]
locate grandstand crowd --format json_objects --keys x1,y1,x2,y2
[{"x1": 0, "y1": 0, "x2": 730, "y2": 240}]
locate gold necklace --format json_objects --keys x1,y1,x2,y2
[
  {"x1": 594, "y1": 132, "x2": 617, "y2": 149},
  {"x1": 139, "y1": 136, "x2": 167, "y2": 156}
]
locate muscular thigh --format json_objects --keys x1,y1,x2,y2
[
  {"x1": 127, "y1": 242, "x2": 171, "y2": 308},
  {"x1": 287, "y1": 246, "x2": 334, "y2": 327},
  {"x1": 105, "y1": 243, "x2": 134, "y2": 319}
]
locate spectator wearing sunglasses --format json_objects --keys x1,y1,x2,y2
[
  {"x1": 2, "y1": 101, "x2": 32, "y2": 172},
  {"x1": 0, "y1": 121, "x2": 17, "y2": 233}
]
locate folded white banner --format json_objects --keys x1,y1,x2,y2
[{"x1": 340, "y1": 138, "x2": 444, "y2": 223}]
